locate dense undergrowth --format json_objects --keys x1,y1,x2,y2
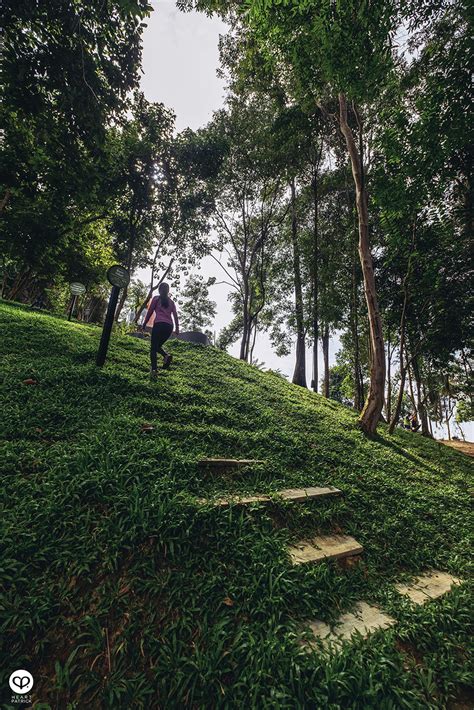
[{"x1": 0, "y1": 302, "x2": 472, "y2": 709}]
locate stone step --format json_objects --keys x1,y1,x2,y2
[
  {"x1": 395, "y1": 570, "x2": 462, "y2": 605},
  {"x1": 289, "y1": 534, "x2": 363, "y2": 565},
  {"x1": 198, "y1": 486, "x2": 341, "y2": 508},
  {"x1": 198, "y1": 458, "x2": 265, "y2": 469},
  {"x1": 304, "y1": 602, "x2": 395, "y2": 651}
]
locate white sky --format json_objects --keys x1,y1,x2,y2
[{"x1": 138, "y1": 1, "x2": 472, "y2": 440}]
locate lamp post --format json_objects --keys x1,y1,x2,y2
[
  {"x1": 96, "y1": 265, "x2": 130, "y2": 366},
  {"x1": 68, "y1": 282, "x2": 86, "y2": 321}
]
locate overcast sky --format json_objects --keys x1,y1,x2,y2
[{"x1": 138, "y1": 1, "x2": 471, "y2": 439}]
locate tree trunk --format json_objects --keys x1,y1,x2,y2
[
  {"x1": 1, "y1": 258, "x2": 9, "y2": 299},
  {"x1": 388, "y1": 220, "x2": 416, "y2": 434},
  {"x1": 8, "y1": 267, "x2": 33, "y2": 302},
  {"x1": 407, "y1": 361, "x2": 417, "y2": 414},
  {"x1": 240, "y1": 280, "x2": 250, "y2": 361},
  {"x1": 322, "y1": 324, "x2": 330, "y2": 397},
  {"x1": 389, "y1": 340, "x2": 407, "y2": 434},
  {"x1": 249, "y1": 318, "x2": 258, "y2": 363},
  {"x1": 337, "y1": 94, "x2": 385, "y2": 434},
  {"x1": 350, "y1": 222, "x2": 363, "y2": 411},
  {"x1": 0, "y1": 189, "x2": 11, "y2": 213},
  {"x1": 386, "y1": 334, "x2": 392, "y2": 423},
  {"x1": 311, "y1": 167, "x2": 319, "y2": 393},
  {"x1": 114, "y1": 285, "x2": 128, "y2": 323},
  {"x1": 115, "y1": 219, "x2": 136, "y2": 322},
  {"x1": 412, "y1": 355, "x2": 430, "y2": 436},
  {"x1": 428, "y1": 414, "x2": 434, "y2": 438},
  {"x1": 290, "y1": 178, "x2": 307, "y2": 387}
]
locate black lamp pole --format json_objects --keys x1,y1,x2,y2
[{"x1": 96, "y1": 285, "x2": 120, "y2": 366}]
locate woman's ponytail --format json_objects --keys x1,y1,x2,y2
[{"x1": 159, "y1": 282, "x2": 170, "y2": 309}]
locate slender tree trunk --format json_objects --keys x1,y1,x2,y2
[
  {"x1": 0, "y1": 189, "x2": 11, "y2": 213},
  {"x1": 9, "y1": 267, "x2": 32, "y2": 301},
  {"x1": 407, "y1": 361, "x2": 417, "y2": 414},
  {"x1": 290, "y1": 178, "x2": 307, "y2": 387},
  {"x1": 322, "y1": 324, "x2": 330, "y2": 397},
  {"x1": 114, "y1": 286, "x2": 128, "y2": 323},
  {"x1": 249, "y1": 318, "x2": 258, "y2": 363},
  {"x1": 412, "y1": 356, "x2": 430, "y2": 436},
  {"x1": 1, "y1": 257, "x2": 9, "y2": 299},
  {"x1": 389, "y1": 341, "x2": 407, "y2": 434},
  {"x1": 388, "y1": 220, "x2": 416, "y2": 433},
  {"x1": 386, "y1": 332, "x2": 392, "y2": 423},
  {"x1": 87, "y1": 297, "x2": 100, "y2": 323},
  {"x1": 424, "y1": 382, "x2": 434, "y2": 438},
  {"x1": 240, "y1": 280, "x2": 250, "y2": 361},
  {"x1": 115, "y1": 221, "x2": 136, "y2": 322},
  {"x1": 337, "y1": 94, "x2": 385, "y2": 434},
  {"x1": 312, "y1": 172, "x2": 319, "y2": 393},
  {"x1": 351, "y1": 223, "x2": 363, "y2": 410},
  {"x1": 386, "y1": 353, "x2": 392, "y2": 422}
]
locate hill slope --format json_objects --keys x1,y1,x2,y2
[{"x1": 1, "y1": 302, "x2": 472, "y2": 709}]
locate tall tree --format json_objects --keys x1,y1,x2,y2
[
  {"x1": 178, "y1": 275, "x2": 217, "y2": 332},
  {"x1": 204, "y1": 95, "x2": 286, "y2": 361},
  {"x1": 106, "y1": 92, "x2": 175, "y2": 319}
]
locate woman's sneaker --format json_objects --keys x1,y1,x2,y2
[
  {"x1": 150, "y1": 369, "x2": 158, "y2": 380},
  {"x1": 163, "y1": 354, "x2": 173, "y2": 370}
]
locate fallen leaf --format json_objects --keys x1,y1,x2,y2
[
  {"x1": 23, "y1": 378, "x2": 38, "y2": 385},
  {"x1": 223, "y1": 597, "x2": 234, "y2": 607}
]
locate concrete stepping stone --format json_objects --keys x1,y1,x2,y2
[
  {"x1": 289, "y1": 534, "x2": 363, "y2": 565},
  {"x1": 304, "y1": 602, "x2": 395, "y2": 650},
  {"x1": 198, "y1": 458, "x2": 265, "y2": 469},
  {"x1": 198, "y1": 486, "x2": 341, "y2": 508},
  {"x1": 395, "y1": 570, "x2": 462, "y2": 605}
]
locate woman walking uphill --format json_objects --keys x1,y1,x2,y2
[{"x1": 142, "y1": 283, "x2": 179, "y2": 379}]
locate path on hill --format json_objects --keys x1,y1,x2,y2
[{"x1": 198, "y1": 458, "x2": 463, "y2": 651}]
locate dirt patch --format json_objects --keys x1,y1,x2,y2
[
  {"x1": 440, "y1": 440, "x2": 474, "y2": 457},
  {"x1": 447, "y1": 684, "x2": 474, "y2": 709}
]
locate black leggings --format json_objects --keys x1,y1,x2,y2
[{"x1": 150, "y1": 322, "x2": 173, "y2": 369}]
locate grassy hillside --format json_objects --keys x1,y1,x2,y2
[{"x1": 1, "y1": 302, "x2": 472, "y2": 709}]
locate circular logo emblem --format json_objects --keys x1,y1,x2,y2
[{"x1": 9, "y1": 670, "x2": 33, "y2": 694}]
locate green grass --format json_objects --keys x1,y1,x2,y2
[{"x1": 0, "y1": 301, "x2": 473, "y2": 709}]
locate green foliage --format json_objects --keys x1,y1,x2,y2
[
  {"x1": 177, "y1": 274, "x2": 217, "y2": 332},
  {"x1": 106, "y1": 92, "x2": 175, "y2": 273},
  {"x1": 0, "y1": 302, "x2": 472, "y2": 707},
  {"x1": 1, "y1": 0, "x2": 152, "y2": 299},
  {"x1": 326, "y1": 363, "x2": 354, "y2": 405}
]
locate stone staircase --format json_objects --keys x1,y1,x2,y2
[
  {"x1": 196, "y1": 458, "x2": 363, "y2": 566},
  {"x1": 304, "y1": 570, "x2": 462, "y2": 651},
  {"x1": 196, "y1": 457, "x2": 463, "y2": 653}
]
